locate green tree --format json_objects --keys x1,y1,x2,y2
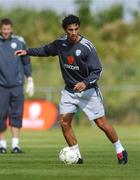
[
  {"x1": 75, "y1": 0, "x2": 95, "y2": 26},
  {"x1": 96, "y1": 4, "x2": 124, "y2": 27}
]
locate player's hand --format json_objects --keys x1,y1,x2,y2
[
  {"x1": 26, "y1": 77, "x2": 34, "y2": 97},
  {"x1": 15, "y1": 50, "x2": 27, "y2": 56},
  {"x1": 73, "y1": 82, "x2": 86, "y2": 92}
]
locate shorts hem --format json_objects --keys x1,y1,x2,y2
[
  {"x1": 59, "y1": 110, "x2": 77, "y2": 115},
  {"x1": 88, "y1": 113, "x2": 105, "y2": 121}
]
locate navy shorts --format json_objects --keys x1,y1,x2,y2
[{"x1": 0, "y1": 86, "x2": 24, "y2": 132}]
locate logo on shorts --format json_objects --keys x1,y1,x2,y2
[
  {"x1": 11, "y1": 42, "x2": 17, "y2": 49},
  {"x1": 75, "y1": 49, "x2": 81, "y2": 56},
  {"x1": 67, "y1": 55, "x2": 74, "y2": 64}
]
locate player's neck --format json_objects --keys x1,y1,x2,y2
[{"x1": 68, "y1": 35, "x2": 81, "y2": 44}]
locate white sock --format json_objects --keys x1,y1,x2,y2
[
  {"x1": 12, "y1": 138, "x2": 19, "y2": 149},
  {"x1": 0, "y1": 140, "x2": 7, "y2": 149},
  {"x1": 70, "y1": 144, "x2": 82, "y2": 158},
  {"x1": 113, "y1": 140, "x2": 124, "y2": 154}
]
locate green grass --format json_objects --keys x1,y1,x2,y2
[{"x1": 0, "y1": 125, "x2": 140, "y2": 180}]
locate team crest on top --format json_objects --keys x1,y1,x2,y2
[
  {"x1": 75, "y1": 49, "x2": 81, "y2": 56},
  {"x1": 11, "y1": 42, "x2": 17, "y2": 49}
]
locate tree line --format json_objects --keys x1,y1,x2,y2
[{"x1": 0, "y1": 0, "x2": 140, "y2": 123}]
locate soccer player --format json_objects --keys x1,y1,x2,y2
[
  {"x1": 15, "y1": 15, "x2": 128, "y2": 164},
  {"x1": 0, "y1": 18, "x2": 34, "y2": 153}
]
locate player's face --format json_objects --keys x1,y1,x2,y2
[
  {"x1": 0, "y1": 24, "x2": 12, "y2": 39},
  {"x1": 66, "y1": 24, "x2": 80, "y2": 43}
]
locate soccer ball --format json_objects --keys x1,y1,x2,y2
[{"x1": 59, "y1": 147, "x2": 79, "y2": 164}]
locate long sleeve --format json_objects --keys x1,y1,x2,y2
[
  {"x1": 21, "y1": 42, "x2": 32, "y2": 77},
  {"x1": 21, "y1": 55, "x2": 32, "y2": 77},
  {"x1": 26, "y1": 41, "x2": 58, "y2": 57},
  {"x1": 83, "y1": 47, "x2": 102, "y2": 87}
]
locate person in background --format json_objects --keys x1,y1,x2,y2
[
  {"x1": 15, "y1": 14, "x2": 128, "y2": 164},
  {"x1": 0, "y1": 18, "x2": 34, "y2": 153}
]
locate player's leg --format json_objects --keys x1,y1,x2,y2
[
  {"x1": 95, "y1": 116, "x2": 118, "y2": 143},
  {"x1": 60, "y1": 113, "x2": 83, "y2": 163},
  {"x1": 9, "y1": 86, "x2": 24, "y2": 153},
  {"x1": 79, "y1": 87, "x2": 127, "y2": 164},
  {"x1": 59, "y1": 89, "x2": 83, "y2": 163},
  {"x1": 95, "y1": 116, "x2": 128, "y2": 164},
  {"x1": 60, "y1": 113, "x2": 77, "y2": 146},
  {"x1": 0, "y1": 87, "x2": 9, "y2": 153}
]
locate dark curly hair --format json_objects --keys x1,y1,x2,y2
[{"x1": 62, "y1": 14, "x2": 80, "y2": 30}]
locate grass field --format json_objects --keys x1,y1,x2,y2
[{"x1": 0, "y1": 125, "x2": 140, "y2": 180}]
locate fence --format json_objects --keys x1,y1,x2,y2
[{"x1": 26, "y1": 85, "x2": 140, "y2": 124}]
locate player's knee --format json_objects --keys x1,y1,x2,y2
[
  {"x1": 95, "y1": 116, "x2": 110, "y2": 131},
  {"x1": 9, "y1": 118, "x2": 22, "y2": 128},
  {"x1": 96, "y1": 120, "x2": 107, "y2": 131},
  {"x1": 60, "y1": 118, "x2": 70, "y2": 129}
]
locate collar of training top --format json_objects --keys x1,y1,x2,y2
[{"x1": 66, "y1": 35, "x2": 83, "y2": 45}]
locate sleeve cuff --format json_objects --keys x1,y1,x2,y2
[{"x1": 83, "y1": 80, "x2": 89, "y2": 87}]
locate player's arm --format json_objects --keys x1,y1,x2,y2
[
  {"x1": 74, "y1": 46, "x2": 102, "y2": 92},
  {"x1": 21, "y1": 55, "x2": 34, "y2": 96},
  {"x1": 21, "y1": 55, "x2": 32, "y2": 77},
  {"x1": 83, "y1": 46, "x2": 102, "y2": 87},
  {"x1": 20, "y1": 41, "x2": 34, "y2": 96},
  {"x1": 20, "y1": 41, "x2": 32, "y2": 77},
  {"x1": 15, "y1": 41, "x2": 58, "y2": 57}
]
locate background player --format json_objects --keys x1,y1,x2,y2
[{"x1": 0, "y1": 18, "x2": 34, "y2": 153}]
